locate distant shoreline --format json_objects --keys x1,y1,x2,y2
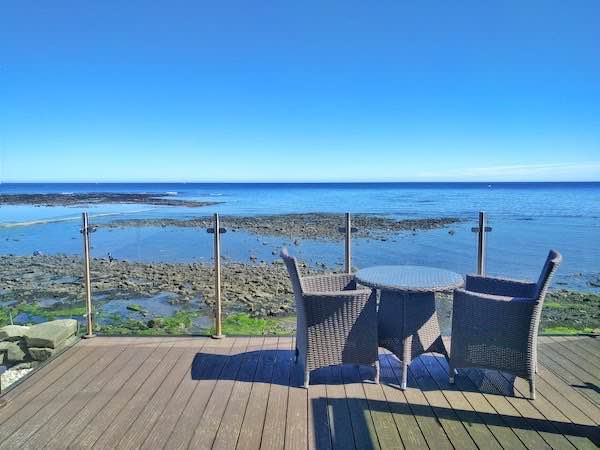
[
  {"x1": 0, "y1": 192, "x2": 221, "y2": 208},
  {"x1": 2, "y1": 181, "x2": 600, "y2": 186}
]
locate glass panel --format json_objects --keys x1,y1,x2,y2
[
  {"x1": 0, "y1": 215, "x2": 82, "y2": 390},
  {"x1": 88, "y1": 211, "x2": 214, "y2": 336}
]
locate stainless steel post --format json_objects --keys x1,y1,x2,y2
[
  {"x1": 476, "y1": 212, "x2": 487, "y2": 275},
  {"x1": 212, "y1": 213, "x2": 224, "y2": 339},
  {"x1": 82, "y1": 212, "x2": 95, "y2": 338},
  {"x1": 344, "y1": 212, "x2": 352, "y2": 274}
]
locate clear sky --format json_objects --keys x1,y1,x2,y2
[{"x1": 1, "y1": 1, "x2": 599, "y2": 182}]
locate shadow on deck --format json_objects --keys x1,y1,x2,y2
[{"x1": 0, "y1": 335, "x2": 598, "y2": 449}]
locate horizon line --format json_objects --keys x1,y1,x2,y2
[{"x1": 1, "y1": 180, "x2": 600, "y2": 184}]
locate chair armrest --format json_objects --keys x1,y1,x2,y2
[
  {"x1": 454, "y1": 288, "x2": 534, "y2": 305},
  {"x1": 302, "y1": 273, "x2": 357, "y2": 292},
  {"x1": 302, "y1": 288, "x2": 372, "y2": 301},
  {"x1": 452, "y1": 289, "x2": 537, "y2": 333},
  {"x1": 465, "y1": 275, "x2": 537, "y2": 298}
]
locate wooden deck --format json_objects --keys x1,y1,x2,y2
[{"x1": 0, "y1": 335, "x2": 598, "y2": 449}]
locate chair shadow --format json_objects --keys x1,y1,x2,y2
[
  {"x1": 192, "y1": 349, "x2": 360, "y2": 386},
  {"x1": 313, "y1": 396, "x2": 600, "y2": 448},
  {"x1": 191, "y1": 349, "x2": 516, "y2": 395},
  {"x1": 571, "y1": 382, "x2": 600, "y2": 394}
]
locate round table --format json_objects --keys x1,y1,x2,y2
[{"x1": 356, "y1": 265, "x2": 464, "y2": 390}]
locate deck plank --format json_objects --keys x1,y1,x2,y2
[
  {"x1": 212, "y1": 337, "x2": 266, "y2": 450},
  {"x1": 358, "y1": 364, "x2": 403, "y2": 449},
  {"x1": 418, "y1": 355, "x2": 503, "y2": 450},
  {"x1": 464, "y1": 368, "x2": 552, "y2": 450},
  {"x1": 21, "y1": 342, "x2": 157, "y2": 450},
  {"x1": 433, "y1": 357, "x2": 528, "y2": 450},
  {"x1": 341, "y1": 364, "x2": 381, "y2": 450},
  {"x1": 499, "y1": 369, "x2": 599, "y2": 449},
  {"x1": 378, "y1": 354, "x2": 429, "y2": 450},
  {"x1": 69, "y1": 340, "x2": 177, "y2": 449},
  {"x1": 478, "y1": 369, "x2": 576, "y2": 450},
  {"x1": 91, "y1": 343, "x2": 184, "y2": 449},
  {"x1": 307, "y1": 362, "x2": 332, "y2": 450},
  {"x1": 0, "y1": 345, "x2": 90, "y2": 420},
  {"x1": 43, "y1": 340, "x2": 160, "y2": 450},
  {"x1": 547, "y1": 338, "x2": 599, "y2": 365},
  {"x1": 536, "y1": 366, "x2": 600, "y2": 425},
  {"x1": 540, "y1": 339, "x2": 600, "y2": 383},
  {"x1": 163, "y1": 337, "x2": 238, "y2": 450},
  {"x1": 537, "y1": 350, "x2": 600, "y2": 406},
  {"x1": 187, "y1": 337, "x2": 252, "y2": 450},
  {"x1": 409, "y1": 357, "x2": 478, "y2": 450},
  {"x1": 285, "y1": 338, "x2": 309, "y2": 450},
  {"x1": 116, "y1": 338, "x2": 209, "y2": 449},
  {"x1": 260, "y1": 337, "x2": 294, "y2": 450},
  {"x1": 386, "y1": 353, "x2": 454, "y2": 450},
  {"x1": 0, "y1": 345, "x2": 113, "y2": 443},
  {"x1": 323, "y1": 365, "x2": 356, "y2": 450},
  {"x1": 0, "y1": 345, "x2": 125, "y2": 450},
  {"x1": 236, "y1": 337, "x2": 280, "y2": 450},
  {"x1": 0, "y1": 335, "x2": 597, "y2": 450}
]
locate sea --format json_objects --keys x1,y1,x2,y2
[{"x1": 1, "y1": 182, "x2": 599, "y2": 293}]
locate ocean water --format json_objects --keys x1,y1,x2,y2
[{"x1": 1, "y1": 182, "x2": 599, "y2": 292}]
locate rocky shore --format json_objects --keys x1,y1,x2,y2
[
  {"x1": 100, "y1": 213, "x2": 462, "y2": 240},
  {"x1": 0, "y1": 193, "x2": 220, "y2": 208},
  {"x1": 0, "y1": 254, "x2": 598, "y2": 335}
]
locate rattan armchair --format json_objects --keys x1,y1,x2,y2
[
  {"x1": 449, "y1": 250, "x2": 562, "y2": 399},
  {"x1": 281, "y1": 248, "x2": 379, "y2": 388}
]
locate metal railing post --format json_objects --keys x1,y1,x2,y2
[
  {"x1": 471, "y1": 211, "x2": 492, "y2": 275},
  {"x1": 338, "y1": 212, "x2": 358, "y2": 273},
  {"x1": 344, "y1": 212, "x2": 352, "y2": 274},
  {"x1": 208, "y1": 213, "x2": 226, "y2": 339},
  {"x1": 81, "y1": 212, "x2": 96, "y2": 338}
]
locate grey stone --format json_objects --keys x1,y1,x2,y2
[
  {"x1": 24, "y1": 319, "x2": 78, "y2": 349},
  {"x1": 0, "y1": 340, "x2": 28, "y2": 364},
  {"x1": 0, "y1": 325, "x2": 30, "y2": 341},
  {"x1": 28, "y1": 347, "x2": 55, "y2": 361}
]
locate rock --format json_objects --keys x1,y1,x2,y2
[
  {"x1": 588, "y1": 277, "x2": 600, "y2": 288},
  {"x1": 147, "y1": 318, "x2": 165, "y2": 328},
  {"x1": 126, "y1": 304, "x2": 147, "y2": 314},
  {"x1": 11, "y1": 361, "x2": 37, "y2": 370},
  {"x1": 0, "y1": 325, "x2": 30, "y2": 341},
  {"x1": 1, "y1": 367, "x2": 34, "y2": 390},
  {"x1": 24, "y1": 319, "x2": 78, "y2": 349},
  {"x1": 28, "y1": 347, "x2": 55, "y2": 361},
  {"x1": 0, "y1": 340, "x2": 29, "y2": 364}
]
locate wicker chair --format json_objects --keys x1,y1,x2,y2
[
  {"x1": 449, "y1": 250, "x2": 562, "y2": 399},
  {"x1": 280, "y1": 248, "x2": 379, "y2": 388}
]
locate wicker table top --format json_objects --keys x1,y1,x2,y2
[{"x1": 355, "y1": 265, "x2": 464, "y2": 293}]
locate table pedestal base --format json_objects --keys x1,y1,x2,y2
[{"x1": 378, "y1": 290, "x2": 448, "y2": 390}]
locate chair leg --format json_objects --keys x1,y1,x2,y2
[
  {"x1": 374, "y1": 361, "x2": 380, "y2": 384},
  {"x1": 303, "y1": 369, "x2": 310, "y2": 389},
  {"x1": 294, "y1": 347, "x2": 299, "y2": 364},
  {"x1": 448, "y1": 362, "x2": 456, "y2": 384},
  {"x1": 401, "y1": 361, "x2": 408, "y2": 390},
  {"x1": 529, "y1": 377, "x2": 536, "y2": 400}
]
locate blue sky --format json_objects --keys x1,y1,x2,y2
[{"x1": 1, "y1": 1, "x2": 599, "y2": 182}]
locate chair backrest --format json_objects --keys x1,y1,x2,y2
[
  {"x1": 535, "y1": 249, "x2": 562, "y2": 302},
  {"x1": 280, "y1": 247, "x2": 304, "y2": 298}
]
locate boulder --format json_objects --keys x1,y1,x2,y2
[
  {"x1": 28, "y1": 347, "x2": 55, "y2": 362},
  {"x1": 0, "y1": 325, "x2": 30, "y2": 341},
  {"x1": 24, "y1": 319, "x2": 78, "y2": 349},
  {"x1": 0, "y1": 340, "x2": 28, "y2": 364}
]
